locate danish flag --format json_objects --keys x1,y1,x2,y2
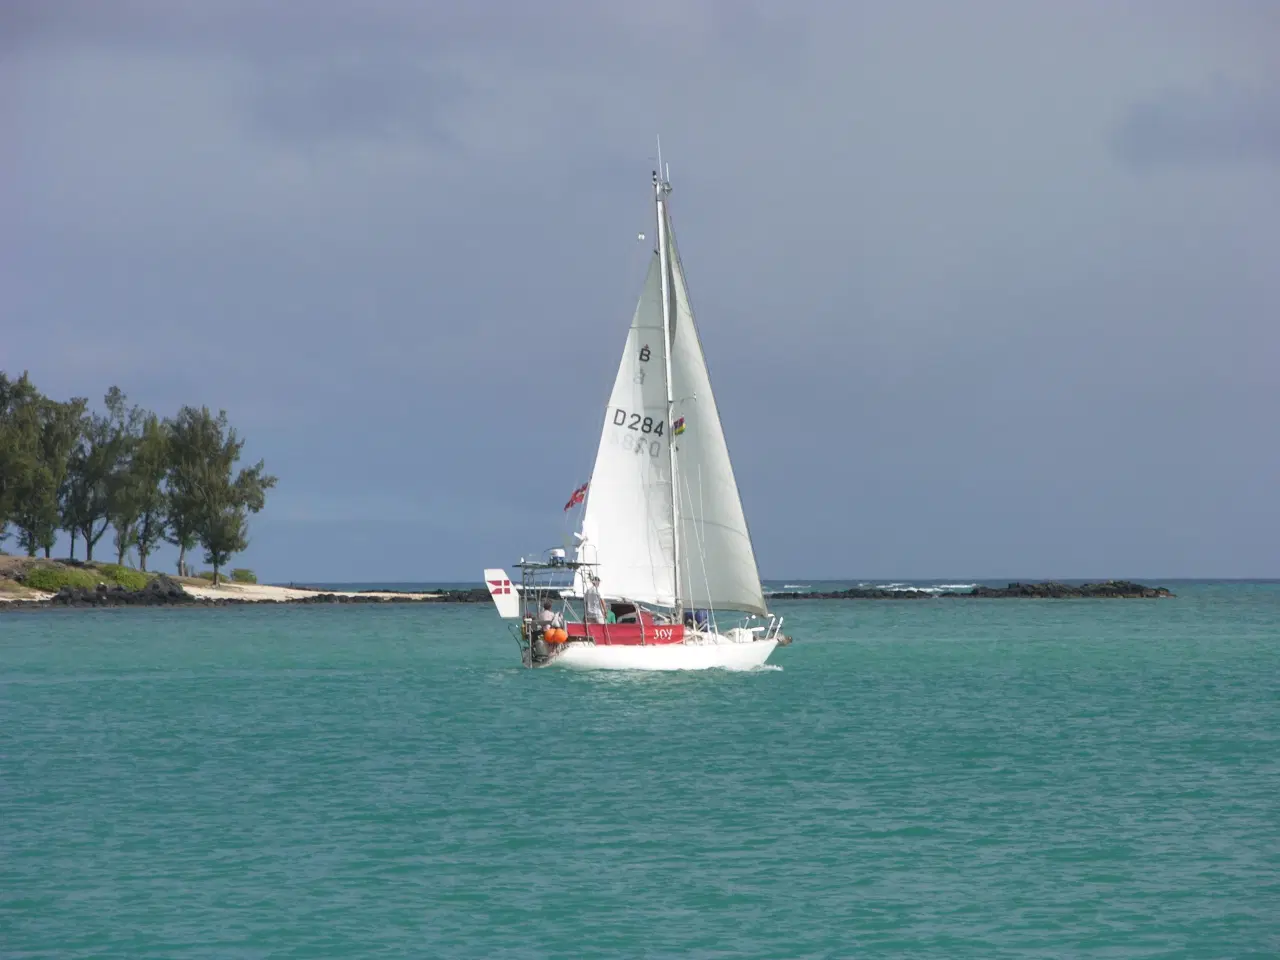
[
  {"x1": 564, "y1": 481, "x2": 589, "y2": 511},
  {"x1": 487, "y1": 578, "x2": 512, "y2": 595}
]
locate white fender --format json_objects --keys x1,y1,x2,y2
[{"x1": 483, "y1": 569, "x2": 521, "y2": 618}]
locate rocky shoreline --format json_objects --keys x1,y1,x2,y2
[
  {"x1": 0, "y1": 576, "x2": 1174, "y2": 611},
  {"x1": 0, "y1": 576, "x2": 492, "y2": 610},
  {"x1": 767, "y1": 580, "x2": 1174, "y2": 600}
]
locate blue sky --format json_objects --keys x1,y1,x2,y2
[{"x1": 4, "y1": 1, "x2": 1277, "y2": 581}]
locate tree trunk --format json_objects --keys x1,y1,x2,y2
[
  {"x1": 69, "y1": 530, "x2": 77, "y2": 561},
  {"x1": 139, "y1": 550, "x2": 148, "y2": 573},
  {"x1": 44, "y1": 544, "x2": 51, "y2": 559},
  {"x1": 212, "y1": 562, "x2": 219, "y2": 586},
  {"x1": 177, "y1": 544, "x2": 186, "y2": 577},
  {"x1": 116, "y1": 541, "x2": 126, "y2": 565}
]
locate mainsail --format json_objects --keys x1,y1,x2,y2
[
  {"x1": 576, "y1": 254, "x2": 677, "y2": 607},
  {"x1": 577, "y1": 175, "x2": 766, "y2": 616}
]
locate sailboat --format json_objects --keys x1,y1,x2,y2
[{"x1": 484, "y1": 162, "x2": 787, "y2": 670}]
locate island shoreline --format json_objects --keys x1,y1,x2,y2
[{"x1": 1, "y1": 569, "x2": 1175, "y2": 611}]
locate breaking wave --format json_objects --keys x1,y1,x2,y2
[{"x1": 870, "y1": 582, "x2": 978, "y2": 593}]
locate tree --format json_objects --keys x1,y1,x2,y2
[
  {"x1": 103, "y1": 389, "x2": 148, "y2": 565},
  {"x1": 0, "y1": 373, "x2": 42, "y2": 542},
  {"x1": 59, "y1": 479, "x2": 84, "y2": 560},
  {"x1": 0, "y1": 374, "x2": 84, "y2": 558},
  {"x1": 31, "y1": 394, "x2": 87, "y2": 558},
  {"x1": 165, "y1": 407, "x2": 215, "y2": 577},
  {"x1": 200, "y1": 497, "x2": 250, "y2": 586},
  {"x1": 168, "y1": 406, "x2": 276, "y2": 583},
  {"x1": 3, "y1": 376, "x2": 280, "y2": 574},
  {"x1": 62, "y1": 387, "x2": 132, "y2": 563},
  {"x1": 130, "y1": 415, "x2": 169, "y2": 571}
]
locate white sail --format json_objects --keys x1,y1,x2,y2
[
  {"x1": 576, "y1": 253, "x2": 677, "y2": 607},
  {"x1": 667, "y1": 225, "x2": 768, "y2": 616}
]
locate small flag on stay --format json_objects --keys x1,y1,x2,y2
[
  {"x1": 564, "y1": 481, "x2": 589, "y2": 511},
  {"x1": 672, "y1": 416, "x2": 686, "y2": 436}
]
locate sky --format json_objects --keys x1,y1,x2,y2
[{"x1": 3, "y1": 1, "x2": 1277, "y2": 582}]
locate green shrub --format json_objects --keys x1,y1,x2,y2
[
  {"x1": 230, "y1": 568, "x2": 257, "y2": 584},
  {"x1": 94, "y1": 564, "x2": 149, "y2": 591},
  {"x1": 197, "y1": 571, "x2": 217, "y2": 580},
  {"x1": 21, "y1": 563, "x2": 155, "y2": 592},
  {"x1": 21, "y1": 566, "x2": 103, "y2": 592}
]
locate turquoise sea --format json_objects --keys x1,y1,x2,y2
[{"x1": 3, "y1": 581, "x2": 1278, "y2": 958}]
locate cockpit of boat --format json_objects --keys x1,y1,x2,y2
[{"x1": 609, "y1": 602, "x2": 639, "y2": 624}]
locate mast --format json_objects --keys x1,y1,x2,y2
[{"x1": 654, "y1": 166, "x2": 682, "y2": 620}]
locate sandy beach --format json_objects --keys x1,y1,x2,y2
[
  {"x1": 178, "y1": 581, "x2": 439, "y2": 602},
  {"x1": 0, "y1": 585, "x2": 54, "y2": 602}
]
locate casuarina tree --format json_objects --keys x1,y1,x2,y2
[
  {"x1": 15, "y1": 393, "x2": 86, "y2": 557},
  {"x1": 0, "y1": 373, "x2": 86, "y2": 557},
  {"x1": 103, "y1": 389, "x2": 150, "y2": 565},
  {"x1": 129, "y1": 414, "x2": 169, "y2": 571},
  {"x1": 0, "y1": 372, "x2": 44, "y2": 544},
  {"x1": 62, "y1": 387, "x2": 134, "y2": 562},
  {"x1": 168, "y1": 406, "x2": 276, "y2": 584}
]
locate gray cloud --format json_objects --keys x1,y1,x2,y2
[
  {"x1": 1114, "y1": 81, "x2": 1280, "y2": 167},
  {"x1": 4, "y1": 1, "x2": 1278, "y2": 580}
]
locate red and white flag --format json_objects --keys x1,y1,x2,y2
[{"x1": 564, "y1": 481, "x2": 589, "y2": 511}]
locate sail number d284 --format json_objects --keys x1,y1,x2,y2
[
  {"x1": 611, "y1": 408, "x2": 665, "y2": 458},
  {"x1": 612, "y1": 409, "x2": 665, "y2": 436}
]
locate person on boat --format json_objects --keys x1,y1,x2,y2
[
  {"x1": 584, "y1": 575, "x2": 606, "y2": 624},
  {"x1": 693, "y1": 608, "x2": 709, "y2": 629},
  {"x1": 539, "y1": 600, "x2": 567, "y2": 644}
]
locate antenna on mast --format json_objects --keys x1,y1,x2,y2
[{"x1": 654, "y1": 136, "x2": 672, "y2": 196}]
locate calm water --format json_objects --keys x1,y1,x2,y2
[{"x1": 3, "y1": 583, "x2": 1278, "y2": 958}]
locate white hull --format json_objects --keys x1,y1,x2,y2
[{"x1": 547, "y1": 638, "x2": 778, "y2": 671}]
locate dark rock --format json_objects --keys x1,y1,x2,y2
[
  {"x1": 427, "y1": 588, "x2": 491, "y2": 603},
  {"x1": 768, "y1": 580, "x2": 1174, "y2": 600},
  {"x1": 141, "y1": 574, "x2": 194, "y2": 604},
  {"x1": 44, "y1": 572, "x2": 200, "y2": 608},
  {"x1": 967, "y1": 580, "x2": 1173, "y2": 599}
]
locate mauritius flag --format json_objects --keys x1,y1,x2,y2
[
  {"x1": 672, "y1": 416, "x2": 686, "y2": 436},
  {"x1": 564, "y1": 481, "x2": 589, "y2": 511}
]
